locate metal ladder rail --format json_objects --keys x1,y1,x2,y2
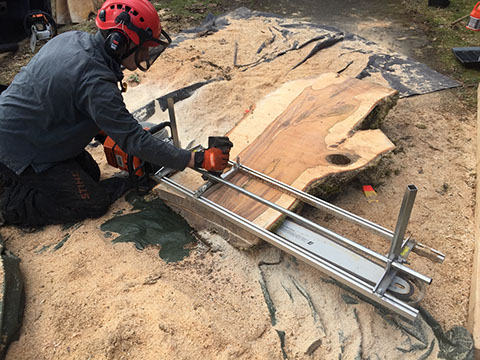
[
  {"x1": 228, "y1": 160, "x2": 445, "y2": 263},
  {"x1": 229, "y1": 160, "x2": 394, "y2": 239},
  {"x1": 194, "y1": 168, "x2": 431, "y2": 286},
  {"x1": 159, "y1": 175, "x2": 419, "y2": 321}
]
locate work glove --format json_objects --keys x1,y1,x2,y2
[{"x1": 194, "y1": 137, "x2": 233, "y2": 172}]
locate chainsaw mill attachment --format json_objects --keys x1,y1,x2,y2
[
  {"x1": 154, "y1": 158, "x2": 444, "y2": 321},
  {"x1": 130, "y1": 98, "x2": 444, "y2": 320}
]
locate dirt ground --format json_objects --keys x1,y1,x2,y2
[
  {"x1": 0, "y1": 5, "x2": 477, "y2": 360},
  {"x1": 316, "y1": 90, "x2": 476, "y2": 327},
  {"x1": 0, "y1": 88, "x2": 475, "y2": 359}
]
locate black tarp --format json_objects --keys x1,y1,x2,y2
[{"x1": 0, "y1": 235, "x2": 25, "y2": 359}]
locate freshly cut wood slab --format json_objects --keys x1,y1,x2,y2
[
  {"x1": 154, "y1": 73, "x2": 397, "y2": 245},
  {"x1": 206, "y1": 73, "x2": 397, "y2": 230}
]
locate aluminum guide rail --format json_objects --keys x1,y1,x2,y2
[
  {"x1": 195, "y1": 168, "x2": 432, "y2": 285},
  {"x1": 159, "y1": 176, "x2": 419, "y2": 321},
  {"x1": 229, "y1": 160, "x2": 445, "y2": 264},
  {"x1": 229, "y1": 159, "x2": 395, "y2": 240}
]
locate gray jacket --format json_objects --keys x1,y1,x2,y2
[{"x1": 0, "y1": 31, "x2": 191, "y2": 175}]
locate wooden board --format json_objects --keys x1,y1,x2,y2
[
  {"x1": 54, "y1": 0, "x2": 71, "y2": 25},
  {"x1": 205, "y1": 73, "x2": 397, "y2": 230},
  {"x1": 54, "y1": 0, "x2": 94, "y2": 24},
  {"x1": 468, "y1": 84, "x2": 480, "y2": 358},
  {"x1": 154, "y1": 73, "x2": 397, "y2": 245},
  {"x1": 67, "y1": 0, "x2": 94, "y2": 23}
]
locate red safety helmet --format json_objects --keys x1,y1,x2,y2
[{"x1": 96, "y1": 0, "x2": 171, "y2": 70}]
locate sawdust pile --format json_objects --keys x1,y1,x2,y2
[
  {"x1": 124, "y1": 9, "x2": 457, "y2": 146},
  {"x1": 123, "y1": 8, "x2": 474, "y2": 331},
  {"x1": 1, "y1": 9, "x2": 475, "y2": 360}
]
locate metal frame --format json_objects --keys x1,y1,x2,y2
[
  {"x1": 167, "y1": 98, "x2": 181, "y2": 148},
  {"x1": 151, "y1": 96, "x2": 442, "y2": 319},
  {"x1": 229, "y1": 159, "x2": 444, "y2": 263},
  {"x1": 193, "y1": 167, "x2": 433, "y2": 282},
  {"x1": 159, "y1": 175, "x2": 421, "y2": 320}
]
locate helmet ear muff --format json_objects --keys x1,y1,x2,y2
[{"x1": 104, "y1": 30, "x2": 129, "y2": 60}]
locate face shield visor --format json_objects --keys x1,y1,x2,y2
[
  {"x1": 116, "y1": 11, "x2": 172, "y2": 71},
  {"x1": 134, "y1": 29, "x2": 172, "y2": 71}
]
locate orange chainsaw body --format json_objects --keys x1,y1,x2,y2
[{"x1": 103, "y1": 136, "x2": 144, "y2": 176}]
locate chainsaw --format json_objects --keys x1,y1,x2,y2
[
  {"x1": 99, "y1": 96, "x2": 233, "y2": 195},
  {"x1": 98, "y1": 122, "x2": 171, "y2": 195},
  {"x1": 23, "y1": 10, "x2": 57, "y2": 53},
  {"x1": 100, "y1": 122, "x2": 233, "y2": 195}
]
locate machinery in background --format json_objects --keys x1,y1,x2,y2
[
  {"x1": 23, "y1": 10, "x2": 56, "y2": 53},
  {"x1": 0, "y1": 0, "x2": 52, "y2": 47}
]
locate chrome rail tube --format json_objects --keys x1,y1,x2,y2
[
  {"x1": 230, "y1": 160, "x2": 393, "y2": 240},
  {"x1": 160, "y1": 176, "x2": 419, "y2": 321},
  {"x1": 227, "y1": 161, "x2": 444, "y2": 263},
  {"x1": 194, "y1": 168, "x2": 431, "y2": 285}
]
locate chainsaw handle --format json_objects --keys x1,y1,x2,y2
[
  {"x1": 23, "y1": 10, "x2": 57, "y2": 37},
  {"x1": 127, "y1": 121, "x2": 174, "y2": 195},
  {"x1": 145, "y1": 121, "x2": 171, "y2": 134},
  {"x1": 95, "y1": 122, "x2": 170, "y2": 145}
]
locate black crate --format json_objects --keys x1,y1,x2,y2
[
  {"x1": 428, "y1": 0, "x2": 450, "y2": 7},
  {"x1": 452, "y1": 47, "x2": 480, "y2": 68}
]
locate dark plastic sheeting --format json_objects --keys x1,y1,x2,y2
[
  {"x1": 101, "y1": 192, "x2": 195, "y2": 263},
  {"x1": 132, "y1": 8, "x2": 460, "y2": 123},
  {"x1": 172, "y1": 8, "x2": 460, "y2": 98},
  {"x1": 0, "y1": 235, "x2": 25, "y2": 360}
]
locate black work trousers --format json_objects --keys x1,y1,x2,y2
[{"x1": 0, "y1": 151, "x2": 130, "y2": 227}]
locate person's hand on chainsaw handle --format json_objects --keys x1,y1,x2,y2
[
  {"x1": 190, "y1": 147, "x2": 231, "y2": 172},
  {"x1": 188, "y1": 137, "x2": 233, "y2": 172},
  {"x1": 203, "y1": 147, "x2": 231, "y2": 171}
]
